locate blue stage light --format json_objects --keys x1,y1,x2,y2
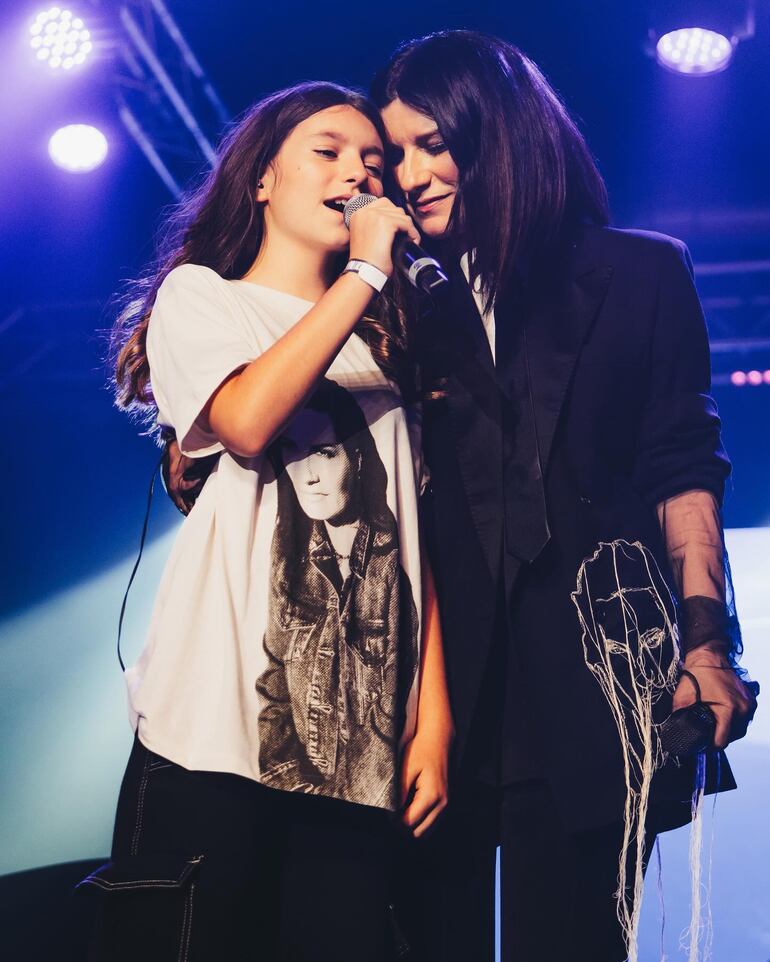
[
  {"x1": 656, "y1": 27, "x2": 734, "y2": 75},
  {"x1": 48, "y1": 124, "x2": 108, "y2": 172},
  {"x1": 29, "y1": 7, "x2": 93, "y2": 70}
]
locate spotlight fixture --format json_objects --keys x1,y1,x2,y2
[
  {"x1": 656, "y1": 28, "x2": 733, "y2": 75},
  {"x1": 48, "y1": 124, "x2": 108, "y2": 172},
  {"x1": 646, "y1": 0, "x2": 755, "y2": 76},
  {"x1": 29, "y1": 7, "x2": 93, "y2": 70}
]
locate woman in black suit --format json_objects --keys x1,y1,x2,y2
[
  {"x1": 163, "y1": 30, "x2": 757, "y2": 962},
  {"x1": 370, "y1": 29, "x2": 757, "y2": 962}
]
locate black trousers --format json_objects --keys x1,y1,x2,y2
[
  {"x1": 398, "y1": 777, "x2": 657, "y2": 962},
  {"x1": 83, "y1": 737, "x2": 403, "y2": 962}
]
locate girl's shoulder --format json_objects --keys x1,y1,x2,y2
[
  {"x1": 148, "y1": 264, "x2": 249, "y2": 348},
  {"x1": 159, "y1": 262, "x2": 230, "y2": 297}
]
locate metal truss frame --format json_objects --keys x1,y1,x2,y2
[{"x1": 110, "y1": 0, "x2": 230, "y2": 196}]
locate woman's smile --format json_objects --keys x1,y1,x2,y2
[
  {"x1": 380, "y1": 98, "x2": 460, "y2": 238},
  {"x1": 412, "y1": 192, "x2": 452, "y2": 216}
]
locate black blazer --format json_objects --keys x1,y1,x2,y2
[{"x1": 418, "y1": 225, "x2": 734, "y2": 832}]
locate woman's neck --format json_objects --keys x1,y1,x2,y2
[
  {"x1": 324, "y1": 520, "x2": 359, "y2": 585},
  {"x1": 241, "y1": 232, "x2": 337, "y2": 302},
  {"x1": 324, "y1": 520, "x2": 359, "y2": 560}
]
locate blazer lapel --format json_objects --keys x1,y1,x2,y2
[
  {"x1": 525, "y1": 254, "x2": 614, "y2": 477},
  {"x1": 427, "y1": 266, "x2": 503, "y2": 579}
]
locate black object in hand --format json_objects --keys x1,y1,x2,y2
[{"x1": 659, "y1": 702, "x2": 716, "y2": 758}]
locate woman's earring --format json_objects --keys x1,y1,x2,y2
[{"x1": 258, "y1": 181, "x2": 264, "y2": 189}]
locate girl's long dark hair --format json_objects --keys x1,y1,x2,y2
[
  {"x1": 111, "y1": 82, "x2": 416, "y2": 426},
  {"x1": 371, "y1": 30, "x2": 610, "y2": 309}
]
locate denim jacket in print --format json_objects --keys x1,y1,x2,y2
[{"x1": 256, "y1": 520, "x2": 418, "y2": 809}]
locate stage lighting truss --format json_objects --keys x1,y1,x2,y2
[
  {"x1": 111, "y1": 0, "x2": 229, "y2": 196},
  {"x1": 29, "y1": 6, "x2": 93, "y2": 70},
  {"x1": 30, "y1": 0, "x2": 228, "y2": 191},
  {"x1": 695, "y1": 259, "x2": 770, "y2": 387},
  {"x1": 646, "y1": 0, "x2": 755, "y2": 75}
]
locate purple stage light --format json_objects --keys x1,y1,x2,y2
[
  {"x1": 729, "y1": 370, "x2": 770, "y2": 388},
  {"x1": 48, "y1": 124, "x2": 108, "y2": 172},
  {"x1": 656, "y1": 27, "x2": 733, "y2": 75},
  {"x1": 29, "y1": 7, "x2": 93, "y2": 70}
]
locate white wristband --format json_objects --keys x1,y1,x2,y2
[{"x1": 343, "y1": 259, "x2": 388, "y2": 293}]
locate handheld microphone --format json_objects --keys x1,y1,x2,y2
[{"x1": 343, "y1": 194, "x2": 449, "y2": 295}]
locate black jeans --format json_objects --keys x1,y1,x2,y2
[
  {"x1": 398, "y1": 778, "x2": 657, "y2": 962},
  {"x1": 81, "y1": 737, "x2": 405, "y2": 962}
]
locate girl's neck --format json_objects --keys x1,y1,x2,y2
[{"x1": 241, "y1": 231, "x2": 338, "y2": 303}]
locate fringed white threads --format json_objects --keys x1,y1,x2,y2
[
  {"x1": 572, "y1": 540, "x2": 681, "y2": 962},
  {"x1": 704, "y1": 754, "x2": 721, "y2": 959},
  {"x1": 655, "y1": 838, "x2": 669, "y2": 962},
  {"x1": 679, "y1": 749, "x2": 719, "y2": 962}
]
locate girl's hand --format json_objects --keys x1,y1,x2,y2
[
  {"x1": 347, "y1": 197, "x2": 421, "y2": 277},
  {"x1": 400, "y1": 725, "x2": 452, "y2": 838}
]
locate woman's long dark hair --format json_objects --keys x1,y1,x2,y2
[
  {"x1": 111, "y1": 82, "x2": 416, "y2": 427},
  {"x1": 371, "y1": 30, "x2": 610, "y2": 309}
]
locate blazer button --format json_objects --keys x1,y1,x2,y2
[{"x1": 580, "y1": 496, "x2": 592, "y2": 505}]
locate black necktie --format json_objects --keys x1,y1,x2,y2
[{"x1": 496, "y1": 286, "x2": 551, "y2": 563}]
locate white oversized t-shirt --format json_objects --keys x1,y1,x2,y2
[{"x1": 128, "y1": 264, "x2": 422, "y2": 811}]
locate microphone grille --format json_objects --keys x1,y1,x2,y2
[{"x1": 343, "y1": 193, "x2": 377, "y2": 229}]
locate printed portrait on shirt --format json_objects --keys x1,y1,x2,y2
[{"x1": 255, "y1": 378, "x2": 418, "y2": 809}]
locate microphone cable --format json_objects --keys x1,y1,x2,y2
[{"x1": 116, "y1": 449, "x2": 165, "y2": 672}]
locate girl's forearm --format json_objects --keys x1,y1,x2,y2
[
  {"x1": 208, "y1": 272, "x2": 374, "y2": 457},
  {"x1": 414, "y1": 550, "x2": 454, "y2": 741}
]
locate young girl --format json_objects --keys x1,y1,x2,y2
[{"x1": 83, "y1": 82, "x2": 452, "y2": 962}]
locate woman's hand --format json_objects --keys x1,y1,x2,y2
[
  {"x1": 347, "y1": 197, "x2": 421, "y2": 277},
  {"x1": 400, "y1": 723, "x2": 453, "y2": 838},
  {"x1": 673, "y1": 643, "x2": 758, "y2": 749}
]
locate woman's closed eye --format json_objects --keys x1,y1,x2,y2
[
  {"x1": 386, "y1": 141, "x2": 446, "y2": 165},
  {"x1": 310, "y1": 444, "x2": 341, "y2": 459}
]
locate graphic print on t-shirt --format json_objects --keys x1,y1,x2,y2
[
  {"x1": 255, "y1": 379, "x2": 419, "y2": 809},
  {"x1": 133, "y1": 269, "x2": 423, "y2": 811}
]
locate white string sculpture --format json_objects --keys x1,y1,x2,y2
[{"x1": 571, "y1": 540, "x2": 681, "y2": 962}]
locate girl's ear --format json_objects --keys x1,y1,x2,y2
[{"x1": 256, "y1": 165, "x2": 276, "y2": 204}]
